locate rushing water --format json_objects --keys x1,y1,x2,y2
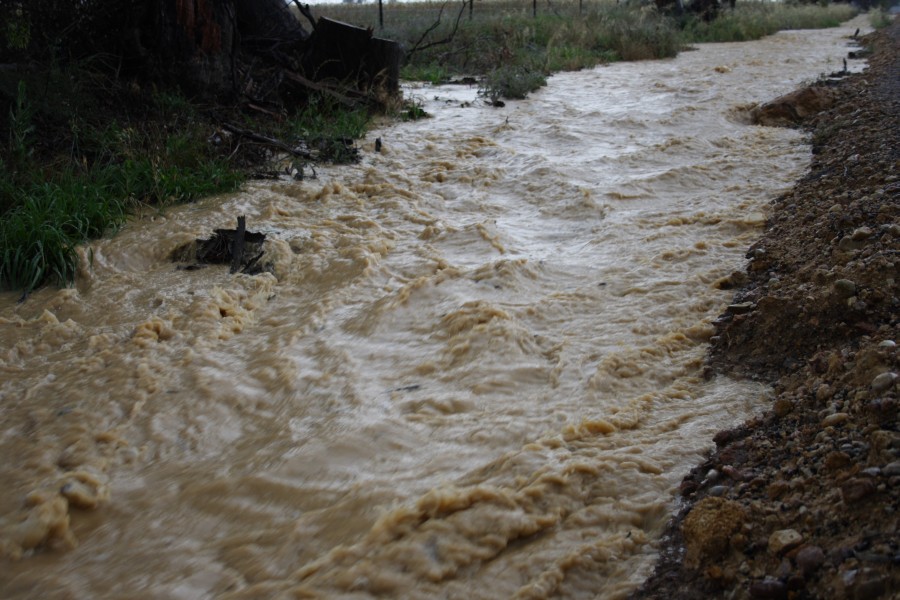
[{"x1": 0, "y1": 18, "x2": 868, "y2": 600}]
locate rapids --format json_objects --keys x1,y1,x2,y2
[{"x1": 0, "y1": 17, "x2": 869, "y2": 599}]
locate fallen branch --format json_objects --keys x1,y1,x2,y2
[
  {"x1": 221, "y1": 122, "x2": 312, "y2": 158},
  {"x1": 280, "y1": 70, "x2": 364, "y2": 107}
]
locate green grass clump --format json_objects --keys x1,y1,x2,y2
[
  {"x1": 285, "y1": 94, "x2": 370, "y2": 163},
  {"x1": 1, "y1": 175, "x2": 127, "y2": 291},
  {"x1": 869, "y1": 8, "x2": 893, "y2": 29},
  {"x1": 480, "y1": 65, "x2": 547, "y2": 102}
]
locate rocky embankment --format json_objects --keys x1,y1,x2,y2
[{"x1": 634, "y1": 20, "x2": 899, "y2": 600}]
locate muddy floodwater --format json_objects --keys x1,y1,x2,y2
[{"x1": 0, "y1": 18, "x2": 869, "y2": 600}]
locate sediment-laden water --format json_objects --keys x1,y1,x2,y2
[{"x1": 0, "y1": 18, "x2": 868, "y2": 599}]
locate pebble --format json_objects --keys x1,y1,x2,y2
[
  {"x1": 709, "y1": 485, "x2": 728, "y2": 497},
  {"x1": 877, "y1": 340, "x2": 896, "y2": 348},
  {"x1": 838, "y1": 236, "x2": 864, "y2": 252},
  {"x1": 870, "y1": 371, "x2": 898, "y2": 392},
  {"x1": 843, "y1": 568, "x2": 887, "y2": 600},
  {"x1": 883, "y1": 461, "x2": 900, "y2": 477},
  {"x1": 60, "y1": 480, "x2": 101, "y2": 509},
  {"x1": 749, "y1": 577, "x2": 787, "y2": 599},
  {"x1": 773, "y1": 398, "x2": 793, "y2": 417},
  {"x1": 769, "y1": 529, "x2": 803, "y2": 555},
  {"x1": 822, "y1": 412, "x2": 849, "y2": 427},
  {"x1": 727, "y1": 302, "x2": 755, "y2": 314},
  {"x1": 841, "y1": 478, "x2": 876, "y2": 504},
  {"x1": 816, "y1": 384, "x2": 833, "y2": 401},
  {"x1": 833, "y1": 279, "x2": 857, "y2": 296},
  {"x1": 796, "y1": 545, "x2": 826, "y2": 573},
  {"x1": 850, "y1": 226, "x2": 873, "y2": 240}
]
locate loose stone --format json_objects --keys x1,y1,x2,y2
[
  {"x1": 833, "y1": 279, "x2": 857, "y2": 296},
  {"x1": 749, "y1": 577, "x2": 787, "y2": 599},
  {"x1": 840, "y1": 478, "x2": 876, "y2": 504},
  {"x1": 727, "y1": 302, "x2": 755, "y2": 314},
  {"x1": 883, "y1": 461, "x2": 900, "y2": 477},
  {"x1": 850, "y1": 226, "x2": 873, "y2": 241},
  {"x1": 870, "y1": 371, "x2": 898, "y2": 392},
  {"x1": 709, "y1": 485, "x2": 729, "y2": 497},
  {"x1": 796, "y1": 545, "x2": 826, "y2": 573},
  {"x1": 822, "y1": 412, "x2": 849, "y2": 427},
  {"x1": 768, "y1": 529, "x2": 804, "y2": 555}
]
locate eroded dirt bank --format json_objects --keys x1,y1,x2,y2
[{"x1": 635, "y1": 20, "x2": 899, "y2": 600}]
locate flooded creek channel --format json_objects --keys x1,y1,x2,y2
[{"x1": 0, "y1": 18, "x2": 869, "y2": 600}]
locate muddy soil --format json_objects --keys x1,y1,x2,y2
[{"x1": 634, "y1": 20, "x2": 899, "y2": 600}]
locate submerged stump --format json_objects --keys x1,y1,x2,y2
[{"x1": 173, "y1": 216, "x2": 268, "y2": 275}]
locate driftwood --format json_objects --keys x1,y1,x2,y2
[{"x1": 221, "y1": 122, "x2": 312, "y2": 158}]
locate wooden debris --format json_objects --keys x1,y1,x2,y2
[{"x1": 174, "y1": 216, "x2": 268, "y2": 275}]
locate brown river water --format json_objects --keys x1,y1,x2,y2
[{"x1": 0, "y1": 17, "x2": 869, "y2": 600}]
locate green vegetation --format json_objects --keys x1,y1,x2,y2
[
  {"x1": 682, "y1": 2, "x2": 858, "y2": 42},
  {"x1": 869, "y1": 8, "x2": 893, "y2": 29},
  {"x1": 318, "y1": 1, "x2": 857, "y2": 101},
  {"x1": 287, "y1": 95, "x2": 371, "y2": 163}
]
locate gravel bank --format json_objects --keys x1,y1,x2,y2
[{"x1": 634, "y1": 19, "x2": 899, "y2": 600}]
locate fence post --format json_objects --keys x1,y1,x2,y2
[{"x1": 379, "y1": 0, "x2": 384, "y2": 29}]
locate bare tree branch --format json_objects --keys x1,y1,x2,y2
[
  {"x1": 291, "y1": 0, "x2": 317, "y2": 32},
  {"x1": 405, "y1": 0, "x2": 467, "y2": 62}
]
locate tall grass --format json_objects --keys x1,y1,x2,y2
[
  {"x1": 682, "y1": 3, "x2": 858, "y2": 43},
  {"x1": 0, "y1": 160, "x2": 243, "y2": 292},
  {"x1": 869, "y1": 8, "x2": 893, "y2": 29}
]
